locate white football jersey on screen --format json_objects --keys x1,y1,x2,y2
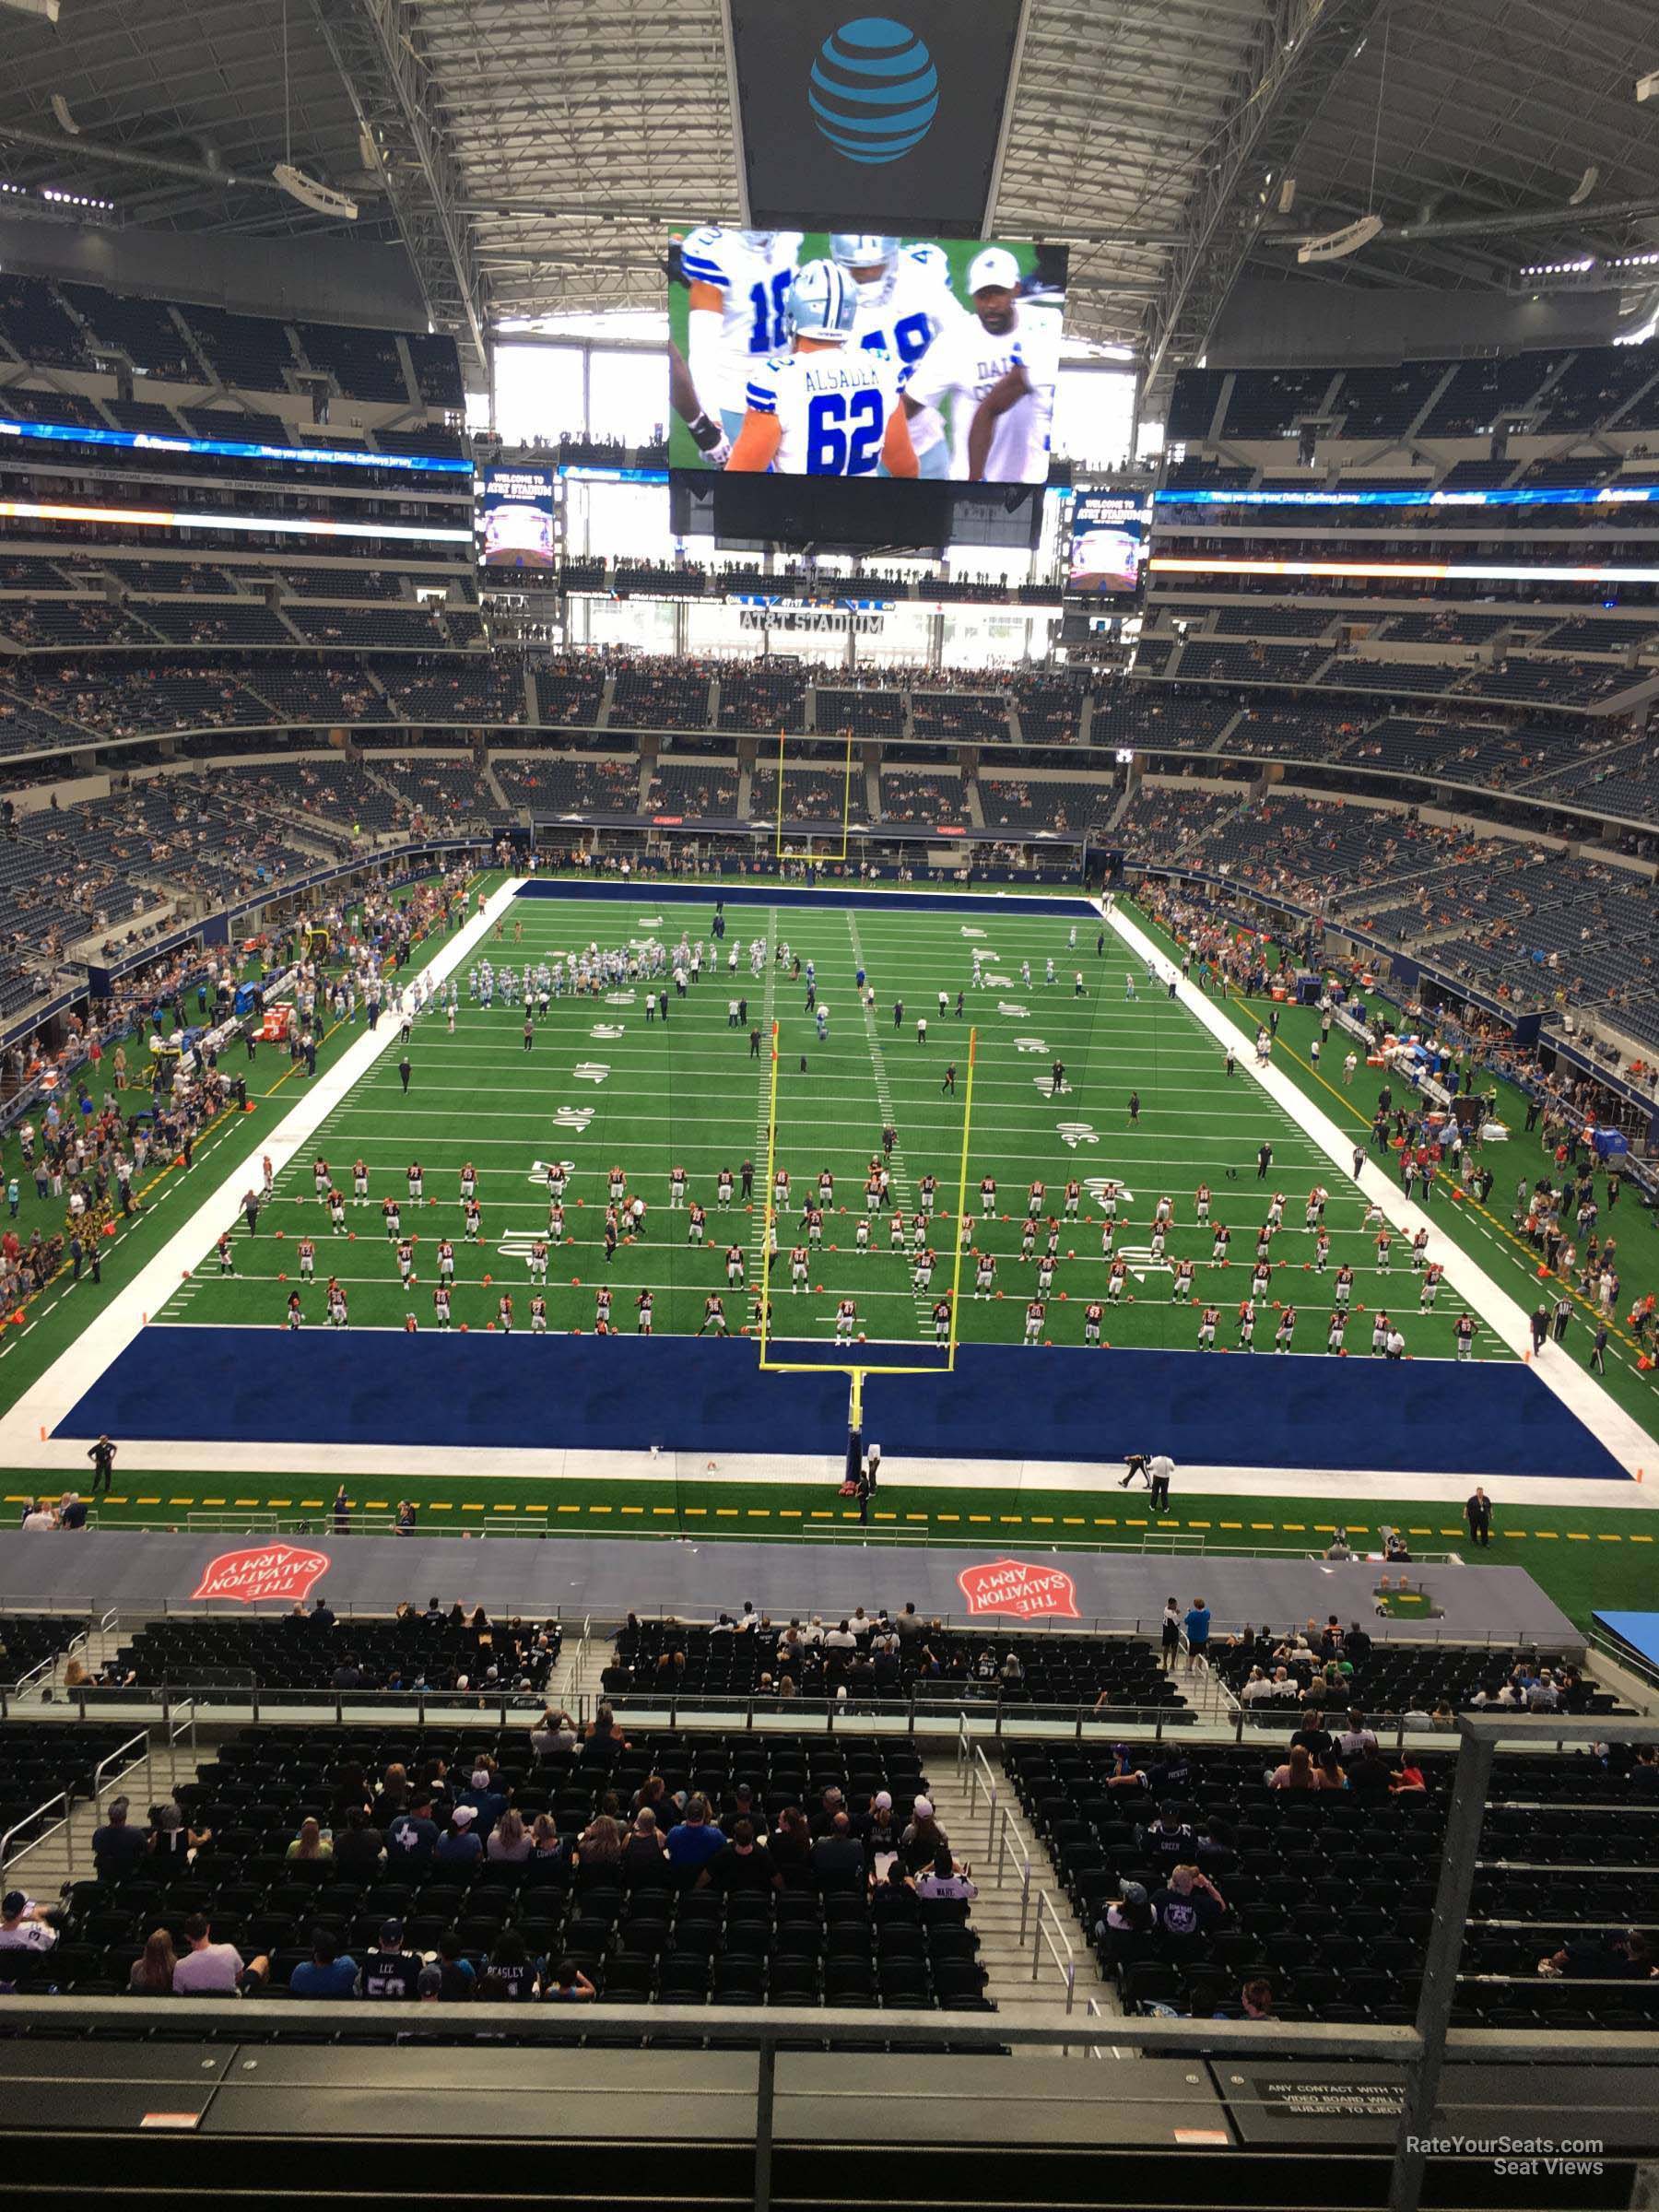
[
  {"x1": 848, "y1": 244, "x2": 967, "y2": 465},
  {"x1": 679, "y1": 228, "x2": 805, "y2": 418},
  {"x1": 743, "y1": 348, "x2": 905, "y2": 477},
  {"x1": 902, "y1": 300, "x2": 1063, "y2": 483}
]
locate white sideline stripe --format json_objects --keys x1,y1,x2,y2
[
  {"x1": 1101, "y1": 900, "x2": 1659, "y2": 1484},
  {"x1": 0, "y1": 877, "x2": 524, "y2": 1455},
  {"x1": 3, "y1": 1436, "x2": 1647, "y2": 1513}
]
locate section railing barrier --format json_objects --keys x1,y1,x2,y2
[
  {"x1": 90, "y1": 1729, "x2": 154, "y2": 1823},
  {"x1": 965, "y1": 1738, "x2": 999, "y2": 1858},
  {"x1": 0, "y1": 1787, "x2": 70, "y2": 1884},
  {"x1": 1031, "y1": 1885, "x2": 1077, "y2": 2014},
  {"x1": 165, "y1": 1696, "x2": 198, "y2": 1793},
  {"x1": 994, "y1": 1805, "x2": 1034, "y2": 1940}
]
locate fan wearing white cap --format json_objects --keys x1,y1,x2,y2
[
  {"x1": 726, "y1": 258, "x2": 919, "y2": 478},
  {"x1": 830, "y1": 234, "x2": 968, "y2": 478},
  {"x1": 901, "y1": 244, "x2": 1062, "y2": 483}
]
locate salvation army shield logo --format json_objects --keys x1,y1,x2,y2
[
  {"x1": 192, "y1": 1544, "x2": 332, "y2": 1606},
  {"x1": 958, "y1": 1558, "x2": 1080, "y2": 1621}
]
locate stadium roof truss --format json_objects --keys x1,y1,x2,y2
[{"x1": 0, "y1": 0, "x2": 1654, "y2": 398}]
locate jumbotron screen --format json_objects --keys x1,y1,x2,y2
[
  {"x1": 1067, "y1": 488, "x2": 1152, "y2": 599},
  {"x1": 667, "y1": 228, "x2": 1068, "y2": 484},
  {"x1": 478, "y1": 465, "x2": 556, "y2": 569}
]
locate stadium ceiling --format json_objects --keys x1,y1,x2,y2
[{"x1": 0, "y1": 0, "x2": 1656, "y2": 398}]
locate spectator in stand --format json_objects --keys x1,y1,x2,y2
[
  {"x1": 171, "y1": 1913, "x2": 269, "y2": 1994},
  {"x1": 706, "y1": 1818, "x2": 778, "y2": 1894},
  {"x1": 128, "y1": 1929, "x2": 177, "y2": 1994},
  {"x1": 289, "y1": 1928, "x2": 359, "y2": 1998},
  {"x1": 91, "y1": 1796, "x2": 147, "y2": 1883},
  {"x1": 665, "y1": 1793, "x2": 726, "y2": 1880},
  {"x1": 433, "y1": 1804, "x2": 483, "y2": 1870},
  {"x1": 621, "y1": 1808, "x2": 671, "y2": 1886},
  {"x1": 286, "y1": 1817, "x2": 333, "y2": 1865}
]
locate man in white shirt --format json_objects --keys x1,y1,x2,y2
[
  {"x1": 170, "y1": 1912, "x2": 269, "y2": 1994},
  {"x1": 900, "y1": 246, "x2": 1061, "y2": 483},
  {"x1": 1147, "y1": 1453, "x2": 1175, "y2": 1512},
  {"x1": 0, "y1": 1890, "x2": 62, "y2": 1953}
]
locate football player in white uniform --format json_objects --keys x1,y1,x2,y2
[
  {"x1": 727, "y1": 259, "x2": 918, "y2": 479},
  {"x1": 901, "y1": 245, "x2": 1062, "y2": 483},
  {"x1": 677, "y1": 227, "x2": 805, "y2": 454},
  {"x1": 830, "y1": 234, "x2": 968, "y2": 478}
]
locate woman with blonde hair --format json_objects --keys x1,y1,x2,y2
[
  {"x1": 286, "y1": 1816, "x2": 333, "y2": 1862},
  {"x1": 488, "y1": 1807, "x2": 533, "y2": 1865},
  {"x1": 1267, "y1": 1744, "x2": 1317, "y2": 1790}
]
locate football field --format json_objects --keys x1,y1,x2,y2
[{"x1": 147, "y1": 892, "x2": 1514, "y2": 1366}]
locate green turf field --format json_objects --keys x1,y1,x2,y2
[
  {"x1": 5, "y1": 876, "x2": 1654, "y2": 1633},
  {"x1": 147, "y1": 894, "x2": 1517, "y2": 1361}
]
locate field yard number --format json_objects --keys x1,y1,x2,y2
[
  {"x1": 1117, "y1": 1245, "x2": 1172, "y2": 1284},
  {"x1": 590, "y1": 1024, "x2": 626, "y2": 1041},
  {"x1": 961, "y1": 926, "x2": 986, "y2": 938},
  {"x1": 1057, "y1": 1121, "x2": 1099, "y2": 1148},
  {"x1": 997, "y1": 1001, "x2": 1028, "y2": 1018},
  {"x1": 573, "y1": 1062, "x2": 611, "y2": 1084},
  {"x1": 606, "y1": 990, "x2": 636, "y2": 1006},
  {"x1": 554, "y1": 1106, "x2": 594, "y2": 1133},
  {"x1": 528, "y1": 1159, "x2": 576, "y2": 1185},
  {"x1": 1013, "y1": 1036, "x2": 1048, "y2": 1054}
]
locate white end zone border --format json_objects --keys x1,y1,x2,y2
[
  {"x1": 0, "y1": 876, "x2": 525, "y2": 1467},
  {"x1": 1101, "y1": 896, "x2": 1659, "y2": 1494}
]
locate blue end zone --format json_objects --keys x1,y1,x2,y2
[
  {"x1": 59, "y1": 1329, "x2": 1630, "y2": 1480},
  {"x1": 512, "y1": 881, "x2": 1097, "y2": 920}
]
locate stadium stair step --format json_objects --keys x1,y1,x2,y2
[{"x1": 924, "y1": 1762, "x2": 1107, "y2": 2021}]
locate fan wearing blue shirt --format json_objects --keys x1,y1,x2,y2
[
  {"x1": 1183, "y1": 1598, "x2": 1211, "y2": 1676},
  {"x1": 665, "y1": 1794, "x2": 726, "y2": 1878},
  {"x1": 433, "y1": 1806, "x2": 484, "y2": 1868},
  {"x1": 288, "y1": 1928, "x2": 359, "y2": 1998}
]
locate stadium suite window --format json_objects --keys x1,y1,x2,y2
[
  {"x1": 492, "y1": 343, "x2": 585, "y2": 448},
  {"x1": 587, "y1": 348, "x2": 669, "y2": 447}
]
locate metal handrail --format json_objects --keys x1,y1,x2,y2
[
  {"x1": 9, "y1": 1649, "x2": 62, "y2": 1701},
  {"x1": 1031, "y1": 1885, "x2": 1077, "y2": 2014},
  {"x1": 0, "y1": 1788, "x2": 71, "y2": 1882},
  {"x1": 91, "y1": 1729, "x2": 153, "y2": 1822},
  {"x1": 996, "y1": 1806, "x2": 1037, "y2": 1945},
  {"x1": 165, "y1": 1696, "x2": 198, "y2": 1793},
  {"x1": 964, "y1": 1739, "x2": 999, "y2": 1858}
]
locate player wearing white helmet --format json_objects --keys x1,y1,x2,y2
[
  {"x1": 901, "y1": 244, "x2": 1062, "y2": 483},
  {"x1": 726, "y1": 258, "x2": 918, "y2": 478},
  {"x1": 830, "y1": 233, "x2": 968, "y2": 478},
  {"x1": 676, "y1": 226, "x2": 805, "y2": 453}
]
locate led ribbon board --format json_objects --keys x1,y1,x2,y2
[
  {"x1": 0, "y1": 499, "x2": 474, "y2": 545},
  {"x1": 0, "y1": 415, "x2": 471, "y2": 476}
]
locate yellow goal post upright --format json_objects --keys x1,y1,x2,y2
[
  {"x1": 756, "y1": 1019, "x2": 979, "y2": 1479},
  {"x1": 772, "y1": 723, "x2": 858, "y2": 872}
]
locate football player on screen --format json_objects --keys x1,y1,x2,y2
[
  {"x1": 901, "y1": 245, "x2": 1062, "y2": 484},
  {"x1": 830, "y1": 233, "x2": 967, "y2": 478},
  {"x1": 674, "y1": 227, "x2": 805, "y2": 460},
  {"x1": 724, "y1": 259, "x2": 918, "y2": 478}
]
